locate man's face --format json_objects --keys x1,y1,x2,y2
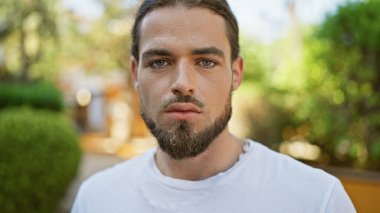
[{"x1": 131, "y1": 6, "x2": 243, "y2": 160}]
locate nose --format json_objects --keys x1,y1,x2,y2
[{"x1": 171, "y1": 60, "x2": 195, "y2": 96}]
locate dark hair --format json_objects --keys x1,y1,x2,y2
[{"x1": 131, "y1": 0, "x2": 240, "y2": 62}]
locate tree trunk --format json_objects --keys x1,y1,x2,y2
[{"x1": 20, "y1": 23, "x2": 30, "y2": 82}]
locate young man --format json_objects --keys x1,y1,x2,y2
[{"x1": 72, "y1": 1, "x2": 356, "y2": 212}]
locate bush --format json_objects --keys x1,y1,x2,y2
[
  {"x1": 0, "y1": 107, "x2": 81, "y2": 213},
  {"x1": 0, "y1": 81, "x2": 64, "y2": 111},
  {"x1": 300, "y1": 0, "x2": 380, "y2": 169}
]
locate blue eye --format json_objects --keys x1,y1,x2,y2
[
  {"x1": 150, "y1": 60, "x2": 169, "y2": 69},
  {"x1": 199, "y1": 59, "x2": 216, "y2": 68}
]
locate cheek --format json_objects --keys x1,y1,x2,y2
[
  {"x1": 198, "y1": 70, "x2": 231, "y2": 91},
  {"x1": 198, "y1": 77, "x2": 231, "y2": 117},
  {"x1": 138, "y1": 78, "x2": 167, "y2": 115},
  {"x1": 139, "y1": 85, "x2": 157, "y2": 109}
]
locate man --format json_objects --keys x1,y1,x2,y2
[{"x1": 72, "y1": 0, "x2": 356, "y2": 212}]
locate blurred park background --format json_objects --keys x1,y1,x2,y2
[{"x1": 0, "y1": 0, "x2": 380, "y2": 212}]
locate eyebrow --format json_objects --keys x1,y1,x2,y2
[
  {"x1": 142, "y1": 49, "x2": 173, "y2": 61},
  {"x1": 141, "y1": 46, "x2": 225, "y2": 61},
  {"x1": 191, "y1": 47, "x2": 225, "y2": 58}
]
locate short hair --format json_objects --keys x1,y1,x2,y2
[{"x1": 131, "y1": 0, "x2": 240, "y2": 62}]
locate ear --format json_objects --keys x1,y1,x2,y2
[
  {"x1": 231, "y1": 56, "x2": 244, "y2": 91},
  {"x1": 130, "y1": 56, "x2": 139, "y2": 90}
]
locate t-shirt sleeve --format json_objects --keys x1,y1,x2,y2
[
  {"x1": 324, "y1": 179, "x2": 356, "y2": 213},
  {"x1": 71, "y1": 197, "x2": 80, "y2": 213},
  {"x1": 71, "y1": 188, "x2": 83, "y2": 213},
  {"x1": 71, "y1": 182, "x2": 88, "y2": 213}
]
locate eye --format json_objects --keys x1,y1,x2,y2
[
  {"x1": 150, "y1": 60, "x2": 169, "y2": 69},
  {"x1": 198, "y1": 59, "x2": 217, "y2": 68}
]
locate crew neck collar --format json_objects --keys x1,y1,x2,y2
[{"x1": 148, "y1": 139, "x2": 254, "y2": 190}]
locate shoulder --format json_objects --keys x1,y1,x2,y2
[
  {"x1": 86, "y1": 148, "x2": 153, "y2": 185},
  {"x1": 248, "y1": 140, "x2": 335, "y2": 183},
  {"x1": 246, "y1": 140, "x2": 354, "y2": 210},
  {"x1": 245, "y1": 141, "x2": 355, "y2": 212},
  {"x1": 73, "y1": 148, "x2": 155, "y2": 206}
]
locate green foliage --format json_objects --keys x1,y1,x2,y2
[
  {"x1": 59, "y1": 0, "x2": 135, "y2": 76},
  {"x1": 238, "y1": 34, "x2": 306, "y2": 150},
  {"x1": 297, "y1": 0, "x2": 380, "y2": 169},
  {"x1": 0, "y1": 0, "x2": 59, "y2": 81},
  {"x1": 0, "y1": 81, "x2": 64, "y2": 111},
  {"x1": 237, "y1": 85, "x2": 292, "y2": 149},
  {"x1": 321, "y1": 0, "x2": 380, "y2": 51},
  {"x1": 240, "y1": 0, "x2": 380, "y2": 170},
  {"x1": 240, "y1": 38, "x2": 269, "y2": 86},
  {"x1": 0, "y1": 107, "x2": 81, "y2": 213}
]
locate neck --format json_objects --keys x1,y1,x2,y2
[{"x1": 155, "y1": 129, "x2": 244, "y2": 181}]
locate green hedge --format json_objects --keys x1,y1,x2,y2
[
  {"x1": 0, "y1": 107, "x2": 81, "y2": 213},
  {"x1": 0, "y1": 82, "x2": 64, "y2": 111}
]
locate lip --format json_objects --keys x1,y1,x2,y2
[
  {"x1": 165, "y1": 103, "x2": 201, "y2": 113},
  {"x1": 164, "y1": 103, "x2": 201, "y2": 120}
]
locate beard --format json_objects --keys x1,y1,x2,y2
[{"x1": 141, "y1": 92, "x2": 232, "y2": 160}]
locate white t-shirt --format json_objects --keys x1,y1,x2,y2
[{"x1": 72, "y1": 140, "x2": 356, "y2": 213}]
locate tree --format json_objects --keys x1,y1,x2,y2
[
  {"x1": 299, "y1": 0, "x2": 380, "y2": 169},
  {"x1": 0, "y1": 0, "x2": 58, "y2": 81}
]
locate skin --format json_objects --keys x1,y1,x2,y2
[{"x1": 130, "y1": 6, "x2": 244, "y2": 180}]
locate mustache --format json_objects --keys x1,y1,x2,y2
[{"x1": 162, "y1": 95, "x2": 204, "y2": 109}]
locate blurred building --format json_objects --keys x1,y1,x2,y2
[{"x1": 58, "y1": 68, "x2": 153, "y2": 156}]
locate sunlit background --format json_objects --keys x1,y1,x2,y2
[{"x1": 1, "y1": 0, "x2": 379, "y2": 212}]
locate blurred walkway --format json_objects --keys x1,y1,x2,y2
[{"x1": 58, "y1": 134, "x2": 156, "y2": 213}]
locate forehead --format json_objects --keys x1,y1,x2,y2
[{"x1": 138, "y1": 6, "x2": 231, "y2": 58}]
